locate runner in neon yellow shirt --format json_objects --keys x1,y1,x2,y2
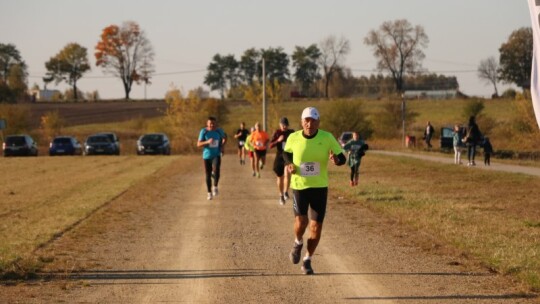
[{"x1": 283, "y1": 107, "x2": 346, "y2": 275}]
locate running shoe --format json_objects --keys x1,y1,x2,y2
[
  {"x1": 284, "y1": 192, "x2": 290, "y2": 200},
  {"x1": 289, "y1": 242, "x2": 303, "y2": 264},
  {"x1": 207, "y1": 193, "x2": 213, "y2": 200},
  {"x1": 252, "y1": 171, "x2": 256, "y2": 177},
  {"x1": 301, "y1": 259, "x2": 314, "y2": 275},
  {"x1": 213, "y1": 186, "x2": 219, "y2": 196},
  {"x1": 279, "y1": 196, "x2": 285, "y2": 205},
  {"x1": 256, "y1": 172, "x2": 261, "y2": 178}
]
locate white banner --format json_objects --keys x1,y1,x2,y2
[{"x1": 527, "y1": 0, "x2": 540, "y2": 129}]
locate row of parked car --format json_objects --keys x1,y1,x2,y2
[{"x1": 2, "y1": 132, "x2": 171, "y2": 157}]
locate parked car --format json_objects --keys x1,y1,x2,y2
[
  {"x1": 137, "y1": 133, "x2": 171, "y2": 155},
  {"x1": 440, "y1": 127, "x2": 454, "y2": 150},
  {"x1": 84, "y1": 134, "x2": 118, "y2": 155},
  {"x1": 3, "y1": 134, "x2": 38, "y2": 157},
  {"x1": 338, "y1": 131, "x2": 354, "y2": 147},
  {"x1": 95, "y1": 132, "x2": 120, "y2": 155},
  {"x1": 49, "y1": 136, "x2": 83, "y2": 156}
]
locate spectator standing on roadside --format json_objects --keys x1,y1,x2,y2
[
  {"x1": 423, "y1": 121, "x2": 435, "y2": 149},
  {"x1": 284, "y1": 107, "x2": 346, "y2": 275},
  {"x1": 452, "y1": 124, "x2": 464, "y2": 165},
  {"x1": 464, "y1": 116, "x2": 482, "y2": 166},
  {"x1": 483, "y1": 137, "x2": 493, "y2": 166},
  {"x1": 343, "y1": 132, "x2": 368, "y2": 186},
  {"x1": 250, "y1": 122, "x2": 269, "y2": 178},
  {"x1": 197, "y1": 116, "x2": 226, "y2": 200},
  {"x1": 269, "y1": 117, "x2": 295, "y2": 205},
  {"x1": 234, "y1": 122, "x2": 250, "y2": 165}
]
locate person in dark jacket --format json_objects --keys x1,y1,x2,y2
[
  {"x1": 464, "y1": 116, "x2": 482, "y2": 166},
  {"x1": 423, "y1": 121, "x2": 435, "y2": 149},
  {"x1": 483, "y1": 137, "x2": 493, "y2": 166}
]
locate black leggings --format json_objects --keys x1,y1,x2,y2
[
  {"x1": 204, "y1": 157, "x2": 221, "y2": 192},
  {"x1": 350, "y1": 163, "x2": 360, "y2": 181}
]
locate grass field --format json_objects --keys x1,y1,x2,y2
[
  {"x1": 330, "y1": 154, "x2": 540, "y2": 291},
  {"x1": 0, "y1": 155, "x2": 179, "y2": 277}
]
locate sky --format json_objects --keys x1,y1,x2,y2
[{"x1": 0, "y1": 0, "x2": 532, "y2": 99}]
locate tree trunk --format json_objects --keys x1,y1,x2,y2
[
  {"x1": 324, "y1": 72, "x2": 331, "y2": 99},
  {"x1": 73, "y1": 81, "x2": 78, "y2": 101},
  {"x1": 123, "y1": 79, "x2": 131, "y2": 100}
]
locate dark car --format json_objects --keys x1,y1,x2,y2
[
  {"x1": 3, "y1": 134, "x2": 38, "y2": 157},
  {"x1": 49, "y1": 136, "x2": 83, "y2": 156},
  {"x1": 84, "y1": 134, "x2": 118, "y2": 155},
  {"x1": 137, "y1": 133, "x2": 171, "y2": 155},
  {"x1": 440, "y1": 127, "x2": 454, "y2": 150},
  {"x1": 95, "y1": 132, "x2": 120, "y2": 155}
]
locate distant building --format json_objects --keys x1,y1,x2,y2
[
  {"x1": 29, "y1": 89, "x2": 61, "y2": 101},
  {"x1": 403, "y1": 89, "x2": 458, "y2": 100}
]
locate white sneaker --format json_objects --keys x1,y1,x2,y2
[
  {"x1": 284, "y1": 192, "x2": 290, "y2": 200},
  {"x1": 213, "y1": 187, "x2": 219, "y2": 196},
  {"x1": 207, "y1": 193, "x2": 213, "y2": 200},
  {"x1": 279, "y1": 196, "x2": 286, "y2": 205}
]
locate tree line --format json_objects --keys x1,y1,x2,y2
[{"x1": 0, "y1": 19, "x2": 533, "y2": 102}]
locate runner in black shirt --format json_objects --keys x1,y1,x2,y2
[
  {"x1": 269, "y1": 117, "x2": 295, "y2": 205},
  {"x1": 234, "y1": 122, "x2": 250, "y2": 165}
]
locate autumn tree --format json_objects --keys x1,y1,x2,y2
[
  {"x1": 498, "y1": 27, "x2": 532, "y2": 90},
  {"x1": 318, "y1": 35, "x2": 350, "y2": 98},
  {"x1": 0, "y1": 43, "x2": 28, "y2": 102},
  {"x1": 292, "y1": 44, "x2": 321, "y2": 96},
  {"x1": 95, "y1": 21, "x2": 154, "y2": 99},
  {"x1": 364, "y1": 19, "x2": 429, "y2": 94},
  {"x1": 45, "y1": 43, "x2": 90, "y2": 101},
  {"x1": 477, "y1": 56, "x2": 499, "y2": 97}
]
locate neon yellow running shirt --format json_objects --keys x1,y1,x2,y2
[{"x1": 284, "y1": 129, "x2": 344, "y2": 190}]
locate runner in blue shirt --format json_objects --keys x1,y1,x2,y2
[{"x1": 197, "y1": 116, "x2": 226, "y2": 200}]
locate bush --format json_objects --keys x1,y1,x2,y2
[
  {"x1": 0, "y1": 104, "x2": 30, "y2": 134},
  {"x1": 40, "y1": 111, "x2": 65, "y2": 141},
  {"x1": 371, "y1": 100, "x2": 418, "y2": 139},
  {"x1": 463, "y1": 99, "x2": 485, "y2": 120},
  {"x1": 322, "y1": 99, "x2": 373, "y2": 139}
]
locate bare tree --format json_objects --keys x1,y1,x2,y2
[
  {"x1": 477, "y1": 56, "x2": 499, "y2": 97},
  {"x1": 364, "y1": 19, "x2": 429, "y2": 94},
  {"x1": 318, "y1": 35, "x2": 350, "y2": 99}
]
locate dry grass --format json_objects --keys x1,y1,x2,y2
[
  {"x1": 0, "y1": 155, "x2": 178, "y2": 276},
  {"x1": 330, "y1": 154, "x2": 540, "y2": 291}
]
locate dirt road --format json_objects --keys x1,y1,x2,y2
[{"x1": 0, "y1": 154, "x2": 536, "y2": 303}]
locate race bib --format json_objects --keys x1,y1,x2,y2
[
  {"x1": 300, "y1": 162, "x2": 320, "y2": 176},
  {"x1": 282, "y1": 141, "x2": 287, "y2": 149},
  {"x1": 209, "y1": 139, "x2": 219, "y2": 148},
  {"x1": 239, "y1": 140, "x2": 245, "y2": 146},
  {"x1": 351, "y1": 144, "x2": 361, "y2": 151},
  {"x1": 256, "y1": 140, "x2": 264, "y2": 147}
]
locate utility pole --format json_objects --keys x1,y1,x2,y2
[
  {"x1": 262, "y1": 58, "x2": 267, "y2": 131},
  {"x1": 401, "y1": 93, "x2": 406, "y2": 147}
]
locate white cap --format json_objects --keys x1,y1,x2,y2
[{"x1": 301, "y1": 107, "x2": 320, "y2": 120}]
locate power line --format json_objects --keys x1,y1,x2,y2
[{"x1": 28, "y1": 69, "x2": 207, "y2": 80}]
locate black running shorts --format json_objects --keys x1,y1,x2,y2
[
  {"x1": 273, "y1": 152, "x2": 285, "y2": 177},
  {"x1": 254, "y1": 149, "x2": 267, "y2": 158},
  {"x1": 292, "y1": 187, "x2": 328, "y2": 223}
]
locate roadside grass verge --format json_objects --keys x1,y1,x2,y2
[
  {"x1": 0, "y1": 155, "x2": 178, "y2": 278},
  {"x1": 330, "y1": 154, "x2": 540, "y2": 291}
]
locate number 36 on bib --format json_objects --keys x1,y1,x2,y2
[{"x1": 300, "y1": 162, "x2": 320, "y2": 176}]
